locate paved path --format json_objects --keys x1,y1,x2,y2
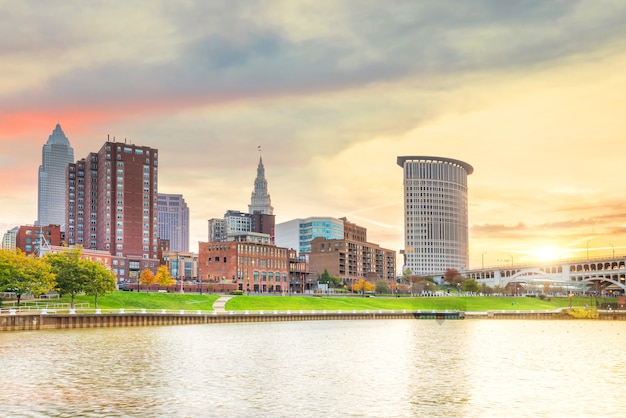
[{"x1": 212, "y1": 295, "x2": 234, "y2": 313}]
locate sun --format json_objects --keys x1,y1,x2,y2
[{"x1": 529, "y1": 245, "x2": 562, "y2": 262}]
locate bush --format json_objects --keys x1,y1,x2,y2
[
  {"x1": 229, "y1": 290, "x2": 243, "y2": 295},
  {"x1": 565, "y1": 307, "x2": 598, "y2": 319}
]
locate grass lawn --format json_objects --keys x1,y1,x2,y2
[
  {"x1": 17, "y1": 292, "x2": 221, "y2": 312},
  {"x1": 12, "y1": 292, "x2": 605, "y2": 313},
  {"x1": 225, "y1": 294, "x2": 597, "y2": 312}
]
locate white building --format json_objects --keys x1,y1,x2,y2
[
  {"x1": 2, "y1": 227, "x2": 18, "y2": 250},
  {"x1": 224, "y1": 210, "x2": 252, "y2": 236},
  {"x1": 37, "y1": 124, "x2": 74, "y2": 229},
  {"x1": 275, "y1": 217, "x2": 344, "y2": 254},
  {"x1": 157, "y1": 193, "x2": 190, "y2": 252},
  {"x1": 397, "y1": 156, "x2": 473, "y2": 275}
]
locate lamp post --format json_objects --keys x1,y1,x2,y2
[
  {"x1": 178, "y1": 253, "x2": 184, "y2": 294},
  {"x1": 586, "y1": 240, "x2": 590, "y2": 260},
  {"x1": 609, "y1": 243, "x2": 615, "y2": 258},
  {"x1": 482, "y1": 252, "x2": 487, "y2": 269}
]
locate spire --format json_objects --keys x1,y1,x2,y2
[
  {"x1": 47, "y1": 123, "x2": 71, "y2": 146},
  {"x1": 249, "y1": 147, "x2": 273, "y2": 215}
]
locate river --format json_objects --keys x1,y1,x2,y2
[{"x1": 1, "y1": 319, "x2": 625, "y2": 417}]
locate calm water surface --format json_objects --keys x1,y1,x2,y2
[{"x1": 1, "y1": 319, "x2": 625, "y2": 417}]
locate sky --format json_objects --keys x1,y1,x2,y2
[{"x1": 2, "y1": 0, "x2": 626, "y2": 270}]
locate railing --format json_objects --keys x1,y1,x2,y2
[
  {"x1": 0, "y1": 303, "x2": 90, "y2": 313},
  {"x1": 0, "y1": 307, "x2": 464, "y2": 316}
]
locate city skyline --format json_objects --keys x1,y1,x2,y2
[{"x1": 2, "y1": 1, "x2": 626, "y2": 269}]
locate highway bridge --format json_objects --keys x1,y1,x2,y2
[{"x1": 463, "y1": 255, "x2": 626, "y2": 295}]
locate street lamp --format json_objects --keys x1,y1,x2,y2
[
  {"x1": 482, "y1": 252, "x2": 487, "y2": 269},
  {"x1": 178, "y1": 253, "x2": 184, "y2": 293},
  {"x1": 609, "y1": 243, "x2": 615, "y2": 258}
]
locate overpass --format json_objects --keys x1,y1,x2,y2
[{"x1": 462, "y1": 254, "x2": 626, "y2": 295}]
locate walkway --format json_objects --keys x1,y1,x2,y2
[{"x1": 212, "y1": 295, "x2": 234, "y2": 313}]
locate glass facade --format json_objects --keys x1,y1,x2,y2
[
  {"x1": 298, "y1": 218, "x2": 344, "y2": 253},
  {"x1": 38, "y1": 124, "x2": 74, "y2": 228},
  {"x1": 157, "y1": 193, "x2": 189, "y2": 252}
]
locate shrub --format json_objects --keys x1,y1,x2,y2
[{"x1": 565, "y1": 307, "x2": 598, "y2": 319}]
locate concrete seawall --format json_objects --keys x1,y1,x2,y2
[
  {"x1": 1, "y1": 310, "x2": 625, "y2": 332},
  {"x1": 0, "y1": 310, "x2": 464, "y2": 331}
]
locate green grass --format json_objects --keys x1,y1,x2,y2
[
  {"x1": 12, "y1": 292, "x2": 606, "y2": 313},
  {"x1": 225, "y1": 295, "x2": 597, "y2": 312},
  {"x1": 17, "y1": 292, "x2": 221, "y2": 312}
]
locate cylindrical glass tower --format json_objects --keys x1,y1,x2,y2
[{"x1": 397, "y1": 156, "x2": 473, "y2": 275}]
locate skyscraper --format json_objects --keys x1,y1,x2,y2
[
  {"x1": 248, "y1": 153, "x2": 275, "y2": 240},
  {"x1": 37, "y1": 124, "x2": 74, "y2": 228},
  {"x1": 397, "y1": 156, "x2": 473, "y2": 275},
  {"x1": 248, "y1": 155, "x2": 273, "y2": 215},
  {"x1": 157, "y1": 193, "x2": 189, "y2": 252},
  {"x1": 66, "y1": 140, "x2": 159, "y2": 282}
]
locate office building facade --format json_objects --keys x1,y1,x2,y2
[
  {"x1": 2, "y1": 227, "x2": 18, "y2": 251},
  {"x1": 275, "y1": 217, "x2": 344, "y2": 254},
  {"x1": 308, "y1": 218, "x2": 396, "y2": 286},
  {"x1": 157, "y1": 193, "x2": 189, "y2": 252},
  {"x1": 66, "y1": 140, "x2": 160, "y2": 282},
  {"x1": 397, "y1": 156, "x2": 473, "y2": 275},
  {"x1": 37, "y1": 124, "x2": 74, "y2": 228},
  {"x1": 198, "y1": 237, "x2": 293, "y2": 294},
  {"x1": 208, "y1": 218, "x2": 225, "y2": 242}
]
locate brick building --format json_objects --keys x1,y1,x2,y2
[
  {"x1": 42, "y1": 245, "x2": 112, "y2": 269},
  {"x1": 15, "y1": 224, "x2": 62, "y2": 256},
  {"x1": 198, "y1": 235, "x2": 300, "y2": 294},
  {"x1": 65, "y1": 140, "x2": 160, "y2": 283},
  {"x1": 308, "y1": 218, "x2": 396, "y2": 288}
]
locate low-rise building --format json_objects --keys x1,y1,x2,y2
[
  {"x1": 198, "y1": 234, "x2": 296, "y2": 294},
  {"x1": 15, "y1": 224, "x2": 63, "y2": 256}
]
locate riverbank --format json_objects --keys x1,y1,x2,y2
[
  {"x1": 3, "y1": 292, "x2": 618, "y2": 313},
  {"x1": 2, "y1": 307, "x2": 626, "y2": 332}
]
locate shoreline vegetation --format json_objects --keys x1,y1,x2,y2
[{"x1": 0, "y1": 291, "x2": 615, "y2": 314}]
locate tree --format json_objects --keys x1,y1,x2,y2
[
  {"x1": 83, "y1": 259, "x2": 117, "y2": 309},
  {"x1": 0, "y1": 250, "x2": 56, "y2": 306},
  {"x1": 155, "y1": 265, "x2": 175, "y2": 287},
  {"x1": 319, "y1": 269, "x2": 331, "y2": 284},
  {"x1": 46, "y1": 248, "x2": 89, "y2": 309},
  {"x1": 352, "y1": 279, "x2": 375, "y2": 295},
  {"x1": 318, "y1": 269, "x2": 342, "y2": 288},
  {"x1": 139, "y1": 268, "x2": 156, "y2": 291},
  {"x1": 410, "y1": 275, "x2": 422, "y2": 296},
  {"x1": 444, "y1": 268, "x2": 464, "y2": 286},
  {"x1": 375, "y1": 280, "x2": 390, "y2": 294},
  {"x1": 461, "y1": 278, "x2": 479, "y2": 293}
]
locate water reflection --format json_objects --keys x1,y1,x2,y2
[{"x1": 1, "y1": 320, "x2": 625, "y2": 417}]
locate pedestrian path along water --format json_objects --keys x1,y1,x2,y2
[{"x1": 212, "y1": 295, "x2": 233, "y2": 313}]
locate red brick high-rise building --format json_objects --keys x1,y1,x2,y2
[{"x1": 66, "y1": 140, "x2": 159, "y2": 283}]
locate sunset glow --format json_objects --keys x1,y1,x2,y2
[{"x1": 2, "y1": 1, "x2": 626, "y2": 271}]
